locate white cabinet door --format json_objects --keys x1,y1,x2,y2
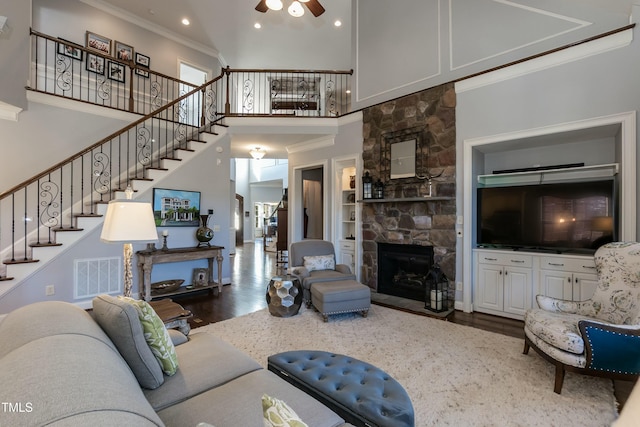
[
  {"x1": 572, "y1": 273, "x2": 599, "y2": 301},
  {"x1": 541, "y1": 270, "x2": 572, "y2": 300},
  {"x1": 477, "y1": 264, "x2": 504, "y2": 311},
  {"x1": 503, "y1": 266, "x2": 531, "y2": 316}
]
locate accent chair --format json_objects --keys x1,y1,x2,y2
[
  {"x1": 523, "y1": 242, "x2": 640, "y2": 393},
  {"x1": 289, "y1": 239, "x2": 356, "y2": 306}
]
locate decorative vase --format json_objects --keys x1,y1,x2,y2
[{"x1": 196, "y1": 214, "x2": 214, "y2": 247}]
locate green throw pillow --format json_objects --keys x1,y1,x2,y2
[
  {"x1": 262, "y1": 394, "x2": 308, "y2": 427},
  {"x1": 118, "y1": 296, "x2": 178, "y2": 376}
]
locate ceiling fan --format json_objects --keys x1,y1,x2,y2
[{"x1": 255, "y1": 0, "x2": 326, "y2": 18}]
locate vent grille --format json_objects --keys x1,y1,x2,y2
[{"x1": 74, "y1": 257, "x2": 121, "y2": 299}]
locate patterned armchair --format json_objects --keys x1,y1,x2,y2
[
  {"x1": 289, "y1": 240, "x2": 356, "y2": 306},
  {"x1": 523, "y1": 242, "x2": 640, "y2": 393}
]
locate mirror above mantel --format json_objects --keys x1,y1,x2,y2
[{"x1": 381, "y1": 126, "x2": 425, "y2": 182}]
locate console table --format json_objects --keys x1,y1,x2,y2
[{"x1": 136, "y1": 246, "x2": 224, "y2": 302}]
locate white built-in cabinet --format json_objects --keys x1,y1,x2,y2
[
  {"x1": 474, "y1": 249, "x2": 597, "y2": 320},
  {"x1": 539, "y1": 256, "x2": 598, "y2": 301}
]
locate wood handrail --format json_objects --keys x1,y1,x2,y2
[{"x1": 225, "y1": 67, "x2": 353, "y2": 75}]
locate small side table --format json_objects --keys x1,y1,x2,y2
[
  {"x1": 266, "y1": 275, "x2": 303, "y2": 317},
  {"x1": 150, "y1": 299, "x2": 193, "y2": 335}
]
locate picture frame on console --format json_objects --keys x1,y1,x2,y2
[{"x1": 192, "y1": 268, "x2": 209, "y2": 287}]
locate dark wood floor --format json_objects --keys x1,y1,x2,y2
[{"x1": 171, "y1": 240, "x2": 633, "y2": 410}]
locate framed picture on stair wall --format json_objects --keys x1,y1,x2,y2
[
  {"x1": 152, "y1": 188, "x2": 201, "y2": 227},
  {"x1": 86, "y1": 53, "x2": 105, "y2": 75},
  {"x1": 107, "y1": 61, "x2": 125, "y2": 83},
  {"x1": 85, "y1": 31, "x2": 111, "y2": 55}
]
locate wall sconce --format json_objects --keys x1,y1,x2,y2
[{"x1": 250, "y1": 147, "x2": 266, "y2": 160}]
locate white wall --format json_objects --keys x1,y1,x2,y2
[{"x1": 0, "y1": 0, "x2": 30, "y2": 110}]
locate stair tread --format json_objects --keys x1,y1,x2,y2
[
  {"x1": 175, "y1": 148, "x2": 195, "y2": 152},
  {"x1": 0, "y1": 276, "x2": 14, "y2": 281},
  {"x1": 29, "y1": 242, "x2": 63, "y2": 247},
  {"x1": 4, "y1": 259, "x2": 39, "y2": 265},
  {"x1": 52, "y1": 227, "x2": 84, "y2": 232},
  {"x1": 161, "y1": 156, "x2": 182, "y2": 161},
  {"x1": 75, "y1": 213, "x2": 102, "y2": 217}
]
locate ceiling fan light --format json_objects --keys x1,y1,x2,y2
[
  {"x1": 250, "y1": 147, "x2": 266, "y2": 160},
  {"x1": 266, "y1": 0, "x2": 283, "y2": 11},
  {"x1": 288, "y1": 1, "x2": 305, "y2": 17}
]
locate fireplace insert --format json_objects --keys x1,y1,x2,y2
[{"x1": 377, "y1": 243, "x2": 434, "y2": 302}]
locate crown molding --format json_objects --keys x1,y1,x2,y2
[
  {"x1": 286, "y1": 136, "x2": 336, "y2": 154},
  {"x1": 79, "y1": 0, "x2": 219, "y2": 59}
]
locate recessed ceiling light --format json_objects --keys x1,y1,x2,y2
[
  {"x1": 254, "y1": 22, "x2": 262, "y2": 29},
  {"x1": 334, "y1": 20, "x2": 342, "y2": 27},
  {"x1": 148, "y1": 9, "x2": 156, "y2": 15},
  {"x1": 346, "y1": 89, "x2": 351, "y2": 94},
  {"x1": 182, "y1": 18, "x2": 190, "y2": 26}
]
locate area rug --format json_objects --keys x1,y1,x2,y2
[{"x1": 195, "y1": 305, "x2": 617, "y2": 426}]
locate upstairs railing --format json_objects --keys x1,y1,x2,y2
[
  {"x1": 30, "y1": 29, "x2": 199, "y2": 114},
  {"x1": 30, "y1": 30, "x2": 353, "y2": 118}
]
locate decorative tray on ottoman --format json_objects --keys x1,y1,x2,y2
[{"x1": 150, "y1": 279, "x2": 184, "y2": 295}]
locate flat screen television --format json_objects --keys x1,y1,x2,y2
[{"x1": 477, "y1": 179, "x2": 617, "y2": 254}]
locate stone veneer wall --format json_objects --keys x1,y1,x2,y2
[{"x1": 361, "y1": 83, "x2": 457, "y2": 301}]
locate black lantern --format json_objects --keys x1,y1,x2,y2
[
  {"x1": 362, "y1": 171, "x2": 373, "y2": 199},
  {"x1": 373, "y1": 179, "x2": 384, "y2": 199},
  {"x1": 425, "y1": 263, "x2": 449, "y2": 312}
]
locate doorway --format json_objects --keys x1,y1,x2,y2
[
  {"x1": 178, "y1": 61, "x2": 210, "y2": 126},
  {"x1": 235, "y1": 194, "x2": 244, "y2": 246},
  {"x1": 302, "y1": 167, "x2": 323, "y2": 239}
]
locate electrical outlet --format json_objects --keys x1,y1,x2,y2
[
  {"x1": 456, "y1": 282, "x2": 462, "y2": 291},
  {"x1": 213, "y1": 224, "x2": 220, "y2": 232},
  {"x1": 45, "y1": 285, "x2": 55, "y2": 296}
]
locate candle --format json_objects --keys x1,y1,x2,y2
[
  {"x1": 162, "y1": 230, "x2": 169, "y2": 237},
  {"x1": 430, "y1": 290, "x2": 443, "y2": 310}
]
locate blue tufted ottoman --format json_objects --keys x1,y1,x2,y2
[{"x1": 267, "y1": 350, "x2": 414, "y2": 427}]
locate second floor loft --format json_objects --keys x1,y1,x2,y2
[{"x1": 26, "y1": 30, "x2": 353, "y2": 121}]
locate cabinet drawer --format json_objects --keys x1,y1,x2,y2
[
  {"x1": 339, "y1": 240, "x2": 355, "y2": 251},
  {"x1": 477, "y1": 252, "x2": 532, "y2": 268},
  {"x1": 540, "y1": 256, "x2": 596, "y2": 274}
]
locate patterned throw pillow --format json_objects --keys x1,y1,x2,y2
[
  {"x1": 262, "y1": 394, "x2": 308, "y2": 427},
  {"x1": 118, "y1": 296, "x2": 178, "y2": 376},
  {"x1": 303, "y1": 254, "x2": 335, "y2": 272}
]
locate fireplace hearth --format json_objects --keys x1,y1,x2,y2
[{"x1": 377, "y1": 243, "x2": 434, "y2": 302}]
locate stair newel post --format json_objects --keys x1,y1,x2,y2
[
  {"x1": 200, "y1": 86, "x2": 206, "y2": 127},
  {"x1": 128, "y1": 65, "x2": 134, "y2": 112}
]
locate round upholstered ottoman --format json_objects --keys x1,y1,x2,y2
[{"x1": 268, "y1": 350, "x2": 414, "y2": 427}]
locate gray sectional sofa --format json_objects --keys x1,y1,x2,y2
[{"x1": 0, "y1": 297, "x2": 354, "y2": 427}]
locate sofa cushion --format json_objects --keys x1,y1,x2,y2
[
  {"x1": 0, "y1": 333, "x2": 164, "y2": 426},
  {"x1": 262, "y1": 393, "x2": 309, "y2": 427},
  {"x1": 303, "y1": 254, "x2": 335, "y2": 272},
  {"x1": 157, "y1": 369, "x2": 345, "y2": 427},
  {"x1": 144, "y1": 332, "x2": 262, "y2": 411},
  {"x1": 120, "y1": 296, "x2": 179, "y2": 376},
  {"x1": 0, "y1": 300, "x2": 116, "y2": 359},
  {"x1": 92, "y1": 294, "x2": 165, "y2": 389}
]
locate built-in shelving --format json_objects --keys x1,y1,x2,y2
[
  {"x1": 358, "y1": 197, "x2": 455, "y2": 203},
  {"x1": 477, "y1": 163, "x2": 619, "y2": 187}
]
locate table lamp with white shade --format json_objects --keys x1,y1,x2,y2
[{"x1": 100, "y1": 186, "x2": 158, "y2": 297}]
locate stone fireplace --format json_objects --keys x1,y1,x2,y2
[{"x1": 360, "y1": 83, "x2": 457, "y2": 305}]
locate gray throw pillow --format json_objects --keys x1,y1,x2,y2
[{"x1": 92, "y1": 294, "x2": 164, "y2": 389}]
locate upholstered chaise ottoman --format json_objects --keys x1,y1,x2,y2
[
  {"x1": 310, "y1": 280, "x2": 371, "y2": 322},
  {"x1": 268, "y1": 350, "x2": 415, "y2": 427}
]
